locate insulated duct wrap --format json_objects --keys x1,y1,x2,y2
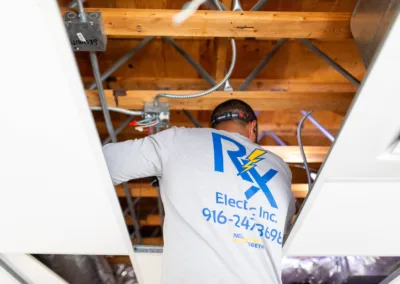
[
  {"x1": 111, "y1": 256, "x2": 399, "y2": 284},
  {"x1": 111, "y1": 264, "x2": 138, "y2": 284},
  {"x1": 35, "y1": 255, "x2": 399, "y2": 283},
  {"x1": 282, "y1": 257, "x2": 400, "y2": 283},
  {"x1": 35, "y1": 255, "x2": 117, "y2": 284}
]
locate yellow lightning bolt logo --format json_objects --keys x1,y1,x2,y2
[{"x1": 239, "y1": 149, "x2": 267, "y2": 175}]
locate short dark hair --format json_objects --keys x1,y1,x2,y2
[{"x1": 210, "y1": 99, "x2": 257, "y2": 128}]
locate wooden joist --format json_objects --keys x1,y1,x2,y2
[
  {"x1": 103, "y1": 78, "x2": 358, "y2": 93},
  {"x1": 117, "y1": 183, "x2": 310, "y2": 199},
  {"x1": 125, "y1": 215, "x2": 161, "y2": 226},
  {"x1": 107, "y1": 256, "x2": 131, "y2": 264},
  {"x1": 96, "y1": 121, "x2": 341, "y2": 137},
  {"x1": 87, "y1": 90, "x2": 353, "y2": 112},
  {"x1": 62, "y1": 9, "x2": 351, "y2": 40},
  {"x1": 263, "y1": 146, "x2": 328, "y2": 163},
  {"x1": 116, "y1": 182, "x2": 159, "y2": 198},
  {"x1": 132, "y1": 237, "x2": 163, "y2": 246}
]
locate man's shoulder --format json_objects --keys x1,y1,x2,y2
[{"x1": 163, "y1": 126, "x2": 213, "y2": 136}]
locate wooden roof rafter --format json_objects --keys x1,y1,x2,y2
[{"x1": 61, "y1": 8, "x2": 352, "y2": 40}]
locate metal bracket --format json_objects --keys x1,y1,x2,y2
[
  {"x1": 223, "y1": 79, "x2": 233, "y2": 91},
  {"x1": 133, "y1": 245, "x2": 163, "y2": 253},
  {"x1": 232, "y1": 0, "x2": 243, "y2": 11},
  {"x1": 113, "y1": 90, "x2": 126, "y2": 107},
  {"x1": 64, "y1": 11, "x2": 107, "y2": 52},
  {"x1": 144, "y1": 102, "x2": 170, "y2": 128}
]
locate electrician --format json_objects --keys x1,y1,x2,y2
[{"x1": 103, "y1": 99, "x2": 295, "y2": 284}]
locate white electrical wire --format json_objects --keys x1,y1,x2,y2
[
  {"x1": 136, "y1": 119, "x2": 159, "y2": 127},
  {"x1": 135, "y1": 119, "x2": 160, "y2": 132}
]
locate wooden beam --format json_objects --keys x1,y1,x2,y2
[
  {"x1": 264, "y1": 146, "x2": 328, "y2": 163},
  {"x1": 96, "y1": 121, "x2": 341, "y2": 138},
  {"x1": 107, "y1": 256, "x2": 131, "y2": 264},
  {"x1": 291, "y1": 184, "x2": 309, "y2": 198},
  {"x1": 125, "y1": 215, "x2": 161, "y2": 226},
  {"x1": 116, "y1": 182, "x2": 158, "y2": 198},
  {"x1": 116, "y1": 183, "x2": 310, "y2": 198},
  {"x1": 214, "y1": 39, "x2": 229, "y2": 80},
  {"x1": 102, "y1": 78, "x2": 358, "y2": 93},
  {"x1": 87, "y1": 90, "x2": 353, "y2": 112},
  {"x1": 62, "y1": 9, "x2": 352, "y2": 39},
  {"x1": 132, "y1": 237, "x2": 163, "y2": 245}
]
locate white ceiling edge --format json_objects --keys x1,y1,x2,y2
[
  {"x1": 284, "y1": 11, "x2": 400, "y2": 256},
  {"x1": 0, "y1": 254, "x2": 68, "y2": 284},
  {"x1": 135, "y1": 253, "x2": 163, "y2": 284},
  {"x1": 0, "y1": 1, "x2": 141, "y2": 279}
]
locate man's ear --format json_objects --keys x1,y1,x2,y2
[{"x1": 248, "y1": 120, "x2": 258, "y2": 143}]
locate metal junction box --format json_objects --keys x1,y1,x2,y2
[{"x1": 64, "y1": 11, "x2": 107, "y2": 52}]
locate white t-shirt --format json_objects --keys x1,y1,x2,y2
[{"x1": 103, "y1": 127, "x2": 295, "y2": 284}]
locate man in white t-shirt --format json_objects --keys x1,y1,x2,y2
[{"x1": 103, "y1": 99, "x2": 296, "y2": 284}]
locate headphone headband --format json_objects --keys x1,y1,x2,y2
[{"x1": 211, "y1": 111, "x2": 254, "y2": 127}]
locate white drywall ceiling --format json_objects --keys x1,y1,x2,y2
[
  {"x1": 0, "y1": 254, "x2": 68, "y2": 284},
  {"x1": 0, "y1": 0, "x2": 136, "y2": 262},
  {"x1": 284, "y1": 11, "x2": 400, "y2": 256}
]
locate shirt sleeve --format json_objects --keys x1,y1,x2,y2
[{"x1": 102, "y1": 127, "x2": 177, "y2": 185}]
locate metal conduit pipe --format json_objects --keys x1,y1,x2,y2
[
  {"x1": 90, "y1": 106, "x2": 144, "y2": 116},
  {"x1": 300, "y1": 110, "x2": 335, "y2": 142},
  {"x1": 154, "y1": 0, "x2": 236, "y2": 103},
  {"x1": 238, "y1": 39, "x2": 287, "y2": 91},
  {"x1": 89, "y1": 51, "x2": 143, "y2": 244},
  {"x1": 89, "y1": 53, "x2": 117, "y2": 142},
  {"x1": 206, "y1": 0, "x2": 227, "y2": 10},
  {"x1": 298, "y1": 111, "x2": 314, "y2": 190},
  {"x1": 76, "y1": 0, "x2": 142, "y2": 243},
  {"x1": 183, "y1": 109, "x2": 203, "y2": 128},
  {"x1": 163, "y1": 37, "x2": 217, "y2": 87},
  {"x1": 155, "y1": 37, "x2": 235, "y2": 102},
  {"x1": 102, "y1": 115, "x2": 134, "y2": 145},
  {"x1": 251, "y1": 0, "x2": 269, "y2": 11},
  {"x1": 259, "y1": 131, "x2": 287, "y2": 146},
  {"x1": 298, "y1": 39, "x2": 361, "y2": 87},
  {"x1": 87, "y1": 36, "x2": 155, "y2": 90}
]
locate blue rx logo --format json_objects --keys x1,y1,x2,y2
[{"x1": 212, "y1": 133, "x2": 278, "y2": 209}]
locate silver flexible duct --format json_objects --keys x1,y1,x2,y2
[{"x1": 154, "y1": 0, "x2": 236, "y2": 103}]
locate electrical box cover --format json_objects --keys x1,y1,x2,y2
[{"x1": 64, "y1": 12, "x2": 107, "y2": 52}]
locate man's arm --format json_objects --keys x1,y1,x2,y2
[{"x1": 102, "y1": 128, "x2": 176, "y2": 185}]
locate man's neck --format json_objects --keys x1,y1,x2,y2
[{"x1": 215, "y1": 121, "x2": 248, "y2": 138}]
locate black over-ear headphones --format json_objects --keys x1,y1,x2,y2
[
  {"x1": 211, "y1": 111, "x2": 258, "y2": 141},
  {"x1": 211, "y1": 111, "x2": 252, "y2": 127}
]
